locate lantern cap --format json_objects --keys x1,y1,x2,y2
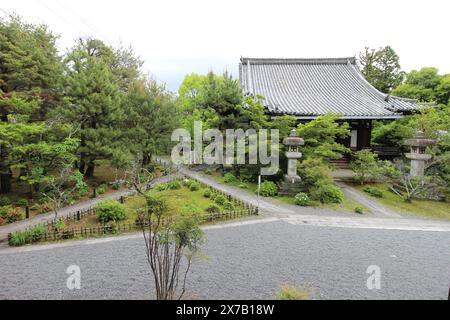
[
  {"x1": 404, "y1": 130, "x2": 436, "y2": 147},
  {"x1": 283, "y1": 129, "x2": 305, "y2": 146}
]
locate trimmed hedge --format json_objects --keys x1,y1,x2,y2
[{"x1": 95, "y1": 199, "x2": 128, "y2": 223}]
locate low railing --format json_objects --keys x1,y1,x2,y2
[{"x1": 8, "y1": 173, "x2": 258, "y2": 246}]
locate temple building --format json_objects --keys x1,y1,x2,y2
[{"x1": 239, "y1": 57, "x2": 417, "y2": 156}]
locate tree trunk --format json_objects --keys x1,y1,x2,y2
[
  {"x1": 0, "y1": 145, "x2": 12, "y2": 193},
  {"x1": 78, "y1": 158, "x2": 86, "y2": 175},
  {"x1": 142, "y1": 154, "x2": 150, "y2": 166},
  {"x1": 0, "y1": 172, "x2": 12, "y2": 194},
  {"x1": 85, "y1": 161, "x2": 95, "y2": 178}
]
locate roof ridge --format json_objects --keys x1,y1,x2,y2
[
  {"x1": 389, "y1": 95, "x2": 418, "y2": 103},
  {"x1": 240, "y1": 57, "x2": 356, "y2": 65}
]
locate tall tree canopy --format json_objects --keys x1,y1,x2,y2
[
  {"x1": 0, "y1": 16, "x2": 65, "y2": 193},
  {"x1": 391, "y1": 67, "x2": 450, "y2": 105},
  {"x1": 121, "y1": 77, "x2": 178, "y2": 166},
  {"x1": 359, "y1": 46, "x2": 404, "y2": 93}
]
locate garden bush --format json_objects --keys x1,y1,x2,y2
[
  {"x1": 96, "y1": 184, "x2": 108, "y2": 195},
  {"x1": 223, "y1": 173, "x2": 237, "y2": 183},
  {"x1": 54, "y1": 219, "x2": 66, "y2": 231},
  {"x1": 276, "y1": 285, "x2": 310, "y2": 300},
  {"x1": 182, "y1": 179, "x2": 192, "y2": 187},
  {"x1": 355, "y1": 207, "x2": 364, "y2": 214},
  {"x1": 203, "y1": 189, "x2": 212, "y2": 198},
  {"x1": 6, "y1": 207, "x2": 25, "y2": 223},
  {"x1": 9, "y1": 224, "x2": 47, "y2": 247},
  {"x1": 95, "y1": 199, "x2": 128, "y2": 223},
  {"x1": 155, "y1": 183, "x2": 169, "y2": 191},
  {"x1": 298, "y1": 159, "x2": 333, "y2": 188},
  {"x1": 363, "y1": 187, "x2": 384, "y2": 198},
  {"x1": 206, "y1": 205, "x2": 221, "y2": 214},
  {"x1": 167, "y1": 180, "x2": 182, "y2": 190},
  {"x1": 112, "y1": 181, "x2": 122, "y2": 190},
  {"x1": 0, "y1": 206, "x2": 10, "y2": 218},
  {"x1": 189, "y1": 182, "x2": 201, "y2": 192},
  {"x1": 204, "y1": 168, "x2": 213, "y2": 175},
  {"x1": 310, "y1": 183, "x2": 344, "y2": 204},
  {"x1": 295, "y1": 193, "x2": 310, "y2": 206},
  {"x1": 214, "y1": 195, "x2": 226, "y2": 206},
  {"x1": 0, "y1": 196, "x2": 11, "y2": 207},
  {"x1": 223, "y1": 201, "x2": 235, "y2": 211},
  {"x1": 16, "y1": 199, "x2": 29, "y2": 207},
  {"x1": 258, "y1": 181, "x2": 278, "y2": 197}
]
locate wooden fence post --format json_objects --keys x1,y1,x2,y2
[{"x1": 25, "y1": 206, "x2": 30, "y2": 219}]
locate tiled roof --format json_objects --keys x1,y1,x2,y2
[{"x1": 239, "y1": 57, "x2": 417, "y2": 119}]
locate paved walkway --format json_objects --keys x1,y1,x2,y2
[
  {"x1": 335, "y1": 182, "x2": 401, "y2": 218},
  {"x1": 0, "y1": 175, "x2": 174, "y2": 247},
  {"x1": 179, "y1": 167, "x2": 348, "y2": 218},
  {"x1": 1, "y1": 216, "x2": 449, "y2": 299}
]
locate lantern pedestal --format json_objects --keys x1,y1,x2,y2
[
  {"x1": 404, "y1": 131, "x2": 435, "y2": 177},
  {"x1": 278, "y1": 130, "x2": 305, "y2": 196}
]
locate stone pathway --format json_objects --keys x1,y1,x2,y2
[
  {"x1": 0, "y1": 175, "x2": 174, "y2": 247},
  {"x1": 335, "y1": 181, "x2": 401, "y2": 218},
  {"x1": 179, "y1": 167, "x2": 361, "y2": 218}
]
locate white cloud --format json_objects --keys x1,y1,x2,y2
[{"x1": 2, "y1": 0, "x2": 449, "y2": 91}]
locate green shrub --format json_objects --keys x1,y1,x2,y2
[
  {"x1": 168, "y1": 180, "x2": 182, "y2": 190},
  {"x1": 310, "y1": 183, "x2": 344, "y2": 204},
  {"x1": 9, "y1": 224, "x2": 47, "y2": 246},
  {"x1": 112, "y1": 181, "x2": 122, "y2": 190},
  {"x1": 206, "y1": 205, "x2": 221, "y2": 214},
  {"x1": 0, "y1": 206, "x2": 10, "y2": 218},
  {"x1": 276, "y1": 285, "x2": 310, "y2": 300},
  {"x1": 54, "y1": 218, "x2": 66, "y2": 231},
  {"x1": 238, "y1": 183, "x2": 248, "y2": 189},
  {"x1": 223, "y1": 201, "x2": 235, "y2": 211},
  {"x1": 298, "y1": 159, "x2": 333, "y2": 188},
  {"x1": 96, "y1": 184, "x2": 108, "y2": 195},
  {"x1": 182, "y1": 179, "x2": 192, "y2": 187},
  {"x1": 203, "y1": 189, "x2": 212, "y2": 198},
  {"x1": 223, "y1": 173, "x2": 237, "y2": 183},
  {"x1": 155, "y1": 183, "x2": 169, "y2": 191},
  {"x1": 0, "y1": 196, "x2": 11, "y2": 207},
  {"x1": 363, "y1": 187, "x2": 384, "y2": 198},
  {"x1": 77, "y1": 185, "x2": 90, "y2": 197},
  {"x1": 355, "y1": 207, "x2": 364, "y2": 214},
  {"x1": 295, "y1": 193, "x2": 310, "y2": 206},
  {"x1": 189, "y1": 182, "x2": 201, "y2": 192},
  {"x1": 258, "y1": 181, "x2": 278, "y2": 197},
  {"x1": 16, "y1": 199, "x2": 29, "y2": 207},
  {"x1": 95, "y1": 199, "x2": 128, "y2": 223},
  {"x1": 209, "y1": 192, "x2": 217, "y2": 200},
  {"x1": 214, "y1": 195, "x2": 226, "y2": 206},
  {"x1": 6, "y1": 207, "x2": 25, "y2": 223},
  {"x1": 204, "y1": 169, "x2": 213, "y2": 175}
]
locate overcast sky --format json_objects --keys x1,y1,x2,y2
[{"x1": 1, "y1": 0, "x2": 449, "y2": 91}]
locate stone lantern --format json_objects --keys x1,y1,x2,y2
[
  {"x1": 283, "y1": 129, "x2": 304, "y2": 183},
  {"x1": 404, "y1": 130, "x2": 436, "y2": 177}
]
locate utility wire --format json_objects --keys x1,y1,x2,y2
[
  {"x1": 36, "y1": 0, "x2": 89, "y2": 38},
  {"x1": 54, "y1": 1, "x2": 113, "y2": 44}
]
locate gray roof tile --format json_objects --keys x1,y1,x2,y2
[{"x1": 239, "y1": 57, "x2": 417, "y2": 119}]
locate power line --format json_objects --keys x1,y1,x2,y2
[
  {"x1": 54, "y1": 1, "x2": 113, "y2": 44},
  {"x1": 36, "y1": 0, "x2": 89, "y2": 38}
]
